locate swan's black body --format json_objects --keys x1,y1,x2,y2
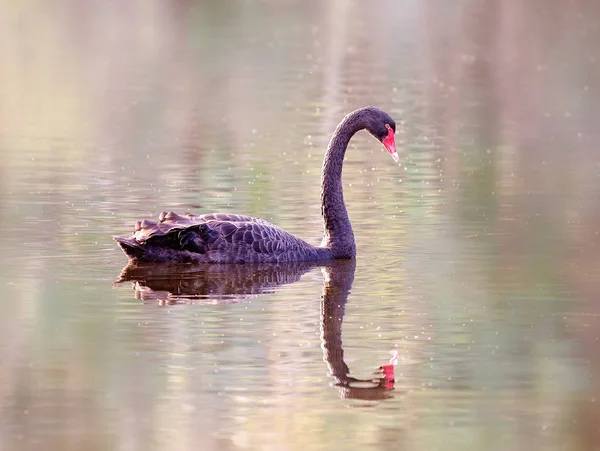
[{"x1": 114, "y1": 107, "x2": 397, "y2": 263}]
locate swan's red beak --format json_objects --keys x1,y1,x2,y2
[{"x1": 382, "y1": 125, "x2": 399, "y2": 162}]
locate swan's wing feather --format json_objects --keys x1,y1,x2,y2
[
  {"x1": 117, "y1": 211, "x2": 315, "y2": 263},
  {"x1": 129, "y1": 212, "x2": 265, "y2": 242}
]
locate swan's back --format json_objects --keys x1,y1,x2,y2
[{"x1": 114, "y1": 211, "x2": 330, "y2": 263}]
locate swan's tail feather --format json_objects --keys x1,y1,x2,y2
[
  {"x1": 113, "y1": 236, "x2": 196, "y2": 263},
  {"x1": 113, "y1": 236, "x2": 147, "y2": 261}
]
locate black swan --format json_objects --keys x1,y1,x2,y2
[{"x1": 114, "y1": 106, "x2": 398, "y2": 263}]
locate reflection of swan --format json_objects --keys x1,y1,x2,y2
[
  {"x1": 320, "y1": 260, "x2": 396, "y2": 402},
  {"x1": 115, "y1": 260, "x2": 396, "y2": 400},
  {"x1": 114, "y1": 261, "x2": 322, "y2": 303}
]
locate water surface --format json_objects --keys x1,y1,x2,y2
[{"x1": 1, "y1": 1, "x2": 600, "y2": 450}]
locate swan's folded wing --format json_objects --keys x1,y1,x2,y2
[
  {"x1": 128, "y1": 212, "x2": 258, "y2": 242},
  {"x1": 115, "y1": 211, "x2": 322, "y2": 263},
  {"x1": 116, "y1": 211, "x2": 312, "y2": 263}
]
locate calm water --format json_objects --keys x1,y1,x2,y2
[{"x1": 2, "y1": 1, "x2": 600, "y2": 450}]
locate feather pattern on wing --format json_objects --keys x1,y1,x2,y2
[{"x1": 114, "y1": 211, "x2": 331, "y2": 263}]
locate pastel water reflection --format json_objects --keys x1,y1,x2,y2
[{"x1": 1, "y1": 1, "x2": 600, "y2": 450}]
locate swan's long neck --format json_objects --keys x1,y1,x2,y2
[{"x1": 320, "y1": 112, "x2": 364, "y2": 258}]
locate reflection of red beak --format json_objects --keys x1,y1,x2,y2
[
  {"x1": 382, "y1": 125, "x2": 399, "y2": 162},
  {"x1": 381, "y1": 364, "x2": 395, "y2": 382}
]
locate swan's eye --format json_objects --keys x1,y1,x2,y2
[{"x1": 382, "y1": 124, "x2": 393, "y2": 140}]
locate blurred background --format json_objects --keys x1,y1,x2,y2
[{"x1": 1, "y1": 0, "x2": 600, "y2": 450}]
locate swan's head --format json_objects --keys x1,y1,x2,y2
[{"x1": 362, "y1": 107, "x2": 399, "y2": 162}]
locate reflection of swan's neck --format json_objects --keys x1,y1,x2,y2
[
  {"x1": 320, "y1": 284, "x2": 349, "y2": 382},
  {"x1": 320, "y1": 112, "x2": 365, "y2": 258},
  {"x1": 319, "y1": 260, "x2": 395, "y2": 401},
  {"x1": 319, "y1": 261, "x2": 356, "y2": 383}
]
